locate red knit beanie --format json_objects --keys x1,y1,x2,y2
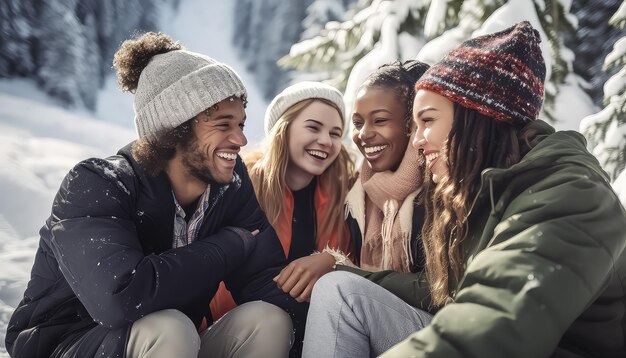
[{"x1": 415, "y1": 21, "x2": 545, "y2": 124}]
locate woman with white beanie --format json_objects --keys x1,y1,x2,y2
[{"x1": 210, "y1": 81, "x2": 355, "y2": 319}]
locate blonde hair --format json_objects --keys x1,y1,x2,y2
[{"x1": 248, "y1": 98, "x2": 355, "y2": 249}]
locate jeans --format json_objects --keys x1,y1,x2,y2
[{"x1": 303, "y1": 271, "x2": 432, "y2": 358}]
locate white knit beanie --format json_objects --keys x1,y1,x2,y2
[
  {"x1": 264, "y1": 81, "x2": 345, "y2": 135},
  {"x1": 134, "y1": 50, "x2": 247, "y2": 140}
]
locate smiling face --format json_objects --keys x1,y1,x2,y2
[
  {"x1": 180, "y1": 97, "x2": 248, "y2": 184},
  {"x1": 286, "y1": 100, "x2": 343, "y2": 187},
  {"x1": 352, "y1": 86, "x2": 410, "y2": 172},
  {"x1": 412, "y1": 90, "x2": 454, "y2": 183}
]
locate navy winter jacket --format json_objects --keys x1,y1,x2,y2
[{"x1": 5, "y1": 143, "x2": 307, "y2": 357}]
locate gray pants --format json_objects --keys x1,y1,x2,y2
[
  {"x1": 302, "y1": 271, "x2": 433, "y2": 358},
  {"x1": 126, "y1": 301, "x2": 293, "y2": 358}
]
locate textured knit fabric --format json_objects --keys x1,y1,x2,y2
[
  {"x1": 415, "y1": 21, "x2": 545, "y2": 124},
  {"x1": 357, "y1": 142, "x2": 422, "y2": 272},
  {"x1": 134, "y1": 50, "x2": 247, "y2": 140},
  {"x1": 264, "y1": 81, "x2": 345, "y2": 135}
]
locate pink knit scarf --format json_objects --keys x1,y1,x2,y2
[{"x1": 360, "y1": 142, "x2": 422, "y2": 272}]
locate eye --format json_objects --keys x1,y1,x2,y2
[
  {"x1": 307, "y1": 126, "x2": 320, "y2": 132},
  {"x1": 330, "y1": 131, "x2": 342, "y2": 138},
  {"x1": 239, "y1": 123, "x2": 246, "y2": 129},
  {"x1": 374, "y1": 118, "x2": 388, "y2": 125}
]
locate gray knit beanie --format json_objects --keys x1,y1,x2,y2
[
  {"x1": 134, "y1": 50, "x2": 246, "y2": 140},
  {"x1": 264, "y1": 81, "x2": 345, "y2": 135}
]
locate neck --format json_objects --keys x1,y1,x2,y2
[
  {"x1": 285, "y1": 164, "x2": 314, "y2": 191},
  {"x1": 165, "y1": 153, "x2": 206, "y2": 207}
]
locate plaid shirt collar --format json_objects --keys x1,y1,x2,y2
[{"x1": 172, "y1": 184, "x2": 211, "y2": 248}]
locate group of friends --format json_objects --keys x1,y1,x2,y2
[{"x1": 5, "y1": 21, "x2": 626, "y2": 358}]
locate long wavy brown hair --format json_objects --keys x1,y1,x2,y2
[
  {"x1": 421, "y1": 105, "x2": 533, "y2": 307},
  {"x1": 247, "y1": 98, "x2": 355, "y2": 249}
]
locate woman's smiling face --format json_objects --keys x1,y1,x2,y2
[
  {"x1": 287, "y1": 100, "x2": 343, "y2": 180},
  {"x1": 412, "y1": 89, "x2": 455, "y2": 183},
  {"x1": 352, "y1": 86, "x2": 410, "y2": 172}
]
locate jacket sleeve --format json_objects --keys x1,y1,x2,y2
[
  {"x1": 48, "y1": 159, "x2": 248, "y2": 329},
  {"x1": 336, "y1": 265, "x2": 433, "y2": 311},
  {"x1": 222, "y1": 158, "x2": 308, "y2": 319},
  {"x1": 381, "y1": 170, "x2": 626, "y2": 357}
]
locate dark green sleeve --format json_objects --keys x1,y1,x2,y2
[{"x1": 336, "y1": 265, "x2": 433, "y2": 311}]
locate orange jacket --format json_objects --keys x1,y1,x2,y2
[{"x1": 209, "y1": 181, "x2": 350, "y2": 320}]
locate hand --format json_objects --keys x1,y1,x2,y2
[{"x1": 273, "y1": 252, "x2": 335, "y2": 302}]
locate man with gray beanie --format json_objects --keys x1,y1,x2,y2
[{"x1": 6, "y1": 32, "x2": 307, "y2": 358}]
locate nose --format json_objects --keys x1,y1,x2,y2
[
  {"x1": 412, "y1": 129, "x2": 425, "y2": 149},
  {"x1": 230, "y1": 127, "x2": 248, "y2": 147},
  {"x1": 317, "y1": 131, "x2": 332, "y2": 147},
  {"x1": 358, "y1": 123, "x2": 375, "y2": 142}
]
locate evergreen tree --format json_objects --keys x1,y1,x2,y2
[
  {"x1": 580, "y1": 0, "x2": 626, "y2": 182},
  {"x1": 281, "y1": 0, "x2": 593, "y2": 127},
  {"x1": 279, "y1": 0, "x2": 431, "y2": 92},
  {"x1": 0, "y1": 0, "x2": 166, "y2": 109},
  {"x1": 0, "y1": 0, "x2": 36, "y2": 77},
  {"x1": 301, "y1": 0, "x2": 355, "y2": 40},
  {"x1": 569, "y1": 0, "x2": 622, "y2": 106},
  {"x1": 36, "y1": 0, "x2": 87, "y2": 107},
  {"x1": 233, "y1": 0, "x2": 314, "y2": 98}
]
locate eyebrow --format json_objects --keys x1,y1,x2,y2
[
  {"x1": 417, "y1": 107, "x2": 437, "y2": 118},
  {"x1": 370, "y1": 109, "x2": 393, "y2": 116},
  {"x1": 305, "y1": 119, "x2": 342, "y2": 132},
  {"x1": 211, "y1": 114, "x2": 247, "y2": 122}
]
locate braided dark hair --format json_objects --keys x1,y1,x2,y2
[{"x1": 361, "y1": 60, "x2": 430, "y2": 122}]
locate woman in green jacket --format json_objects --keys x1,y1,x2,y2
[{"x1": 302, "y1": 21, "x2": 626, "y2": 358}]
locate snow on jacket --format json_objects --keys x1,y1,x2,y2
[
  {"x1": 375, "y1": 120, "x2": 626, "y2": 357},
  {"x1": 5, "y1": 143, "x2": 307, "y2": 358}
]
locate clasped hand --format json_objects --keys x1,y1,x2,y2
[{"x1": 273, "y1": 252, "x2": 335, "y2": 302}]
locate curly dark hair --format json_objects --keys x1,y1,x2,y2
[
  {"x1": 112, "y1": 32, "x2": 183, "y2": 93},
  {"x1": 362, "y1": 60, "x2": 430, "y2": 122},
  {"x1": 130, "y1": 120, "x2": 195, "y2": 176}
]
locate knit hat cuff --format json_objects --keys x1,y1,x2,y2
[
  {"x1": 264, "y1": 82, "x2": 345, "y2": 135},
  {"x1": 415, "y1": 80, "x2": 532, "y2": 124},
  {"x1": 135, "y1": 63, "x2": 246, "y2": 140}
]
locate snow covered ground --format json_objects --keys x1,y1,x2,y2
[{"x1": 0, "y1": 85, "x2": 136, "y2": 355}]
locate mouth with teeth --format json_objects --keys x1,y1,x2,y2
[
  {"x1": 362, "y1": 145, "x2": 388, "y2": 160},
  {"x1": 306, "y1": 149, "x2": 329, "y2": 160},
  {"x1": 424, "y1": 151, "x2": 440, "y2": 170},
  {"x1": 215, "y1": 151, "x2": 238, "y2": 169}
]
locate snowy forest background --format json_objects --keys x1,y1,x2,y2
[{"x1": 0, "y1": 0, "x2": 625, "y2": 354}]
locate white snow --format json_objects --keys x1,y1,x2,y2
[
  {"x1": 604, "y1": 67, "x2": 626, "y2": 98},
  {"x1": 0, "y1": 85, "x2": 135, "y2": 355},
  {"x1": 423, "y1": 0, "x2": 447, "y2": 38},
  {"x1": 605, "y1": 37, "x2": 626, "y2": 69},
  {"x1": 550, "y1": 74, "x2": 598, "y2": 131}
]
